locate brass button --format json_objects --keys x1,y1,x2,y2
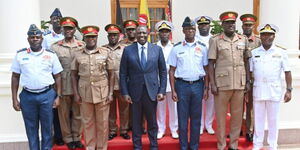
[
  {"x1": 91, "y1": 82, "x2": 94, "y2": 85},
  {"x1": 91, "y1": 71, "x2": 93, "y2": 74},
  {"x1": 234, "y1": 67, "x2": 237, "y2": 70}
]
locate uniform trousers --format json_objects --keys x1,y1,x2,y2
[
  {"x1": 109, "y1": 90, "x2": 129, "y2": 134},
  {"x1": 244, "y1": 86, "x2": 254, "y2": 134},
  {"x1": 58, "y1": 95, "x2": 82, "y2": 143},
  {"x1": 81, "y1": 101, "x2": 110, "y2": 150},
  {"x1": 253, "y1": 100, "x2": 280, "y2": 150},
  {"x1": 20, "y1": 88, "x2": 56, "y2": 150},
  {"x1": 214, "y1": 90, "x2": 244, "y2": 150},
  {"x1": 157, "y1": 92, "x2": 178, "y2": 134},
  {"x1": 201, "y1": 89, "x2": 215, "y2": 130},
  {"x1": 176, "y1": 79, "x2": 204, "y2": 150}
]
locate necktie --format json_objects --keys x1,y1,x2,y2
[{"x1": 141, "y1": 46, "x2": 146, "y2": 69}]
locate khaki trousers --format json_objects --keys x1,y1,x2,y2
[
  {"x1": 58, "y1": 95, "x2": 82, "y2": 143},
  {"x1": 214, "y1": 90, "x2": 244, "y2": 150},
  {"x1": 81, "y1": 101, "x2": 110, "y2": 150},
  {"x1": 245, "y1": 87, "x2": 254, "y2": 134},
  {"x1": 109, "y1": 90, "x2": 129, "y2": 134}
]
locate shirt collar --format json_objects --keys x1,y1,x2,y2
[
  {"x1": 259, "y1": 44, "x2": 276, "y2": 52},
  {"x1": 51, "y1": 30, "x2": 63, "y2": 37},
  {"x1": 137, "y1": 42, "x2": 148, "y2": 50},
  {"x1": 183, "y1": 40, "x2": 196, "y2": 47},
  {"x1": 157, "y1": 40, "x2": 172, "y2": 48}
]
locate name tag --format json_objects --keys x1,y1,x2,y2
[
  {"x1": 22, "y1": 57, "x2": 29, "y2": 60},
  {"x1": 254, "y1": 55, "x2": 260, "y2": 58},
  {"x1": 96, "y1": 56, "x2": 106, "y2": 60}
]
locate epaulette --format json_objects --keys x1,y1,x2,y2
[
  {"x1": 54, "y1": 40, "x2": 64, "y2": 46},
  {"x1": 45, "y1": 49, "x2": 55, "y2": 54},
  {"x1": 275, "y1": 44, "x2": 287, "y2": 50},
  {"x1": 174, "y1": 42, "x2": 182, "y2": 47},
  {"x1": 17, "y1": 48, "x2": 27, "y2": 53},
  {"x1": 77, "y1": 41, "x2": 84, "y2": 47},
  {"x1": 211, "y1": 33, "x2": 221, "y2": 38},
  {"x1": 197, "y1": 41, "x2": 206, "y2": 47}
]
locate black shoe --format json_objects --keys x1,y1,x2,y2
[
  {"x1": 228, "y1": 148, "x2": 239, "y2": 150},
  {"x1": 246, "y1": 133, "x2": 253, "y2": 142},
  {"x1": 54, "y1": 138, "x2": 64, "y2": 146},
  {"x1": 240, "y1": 130, "x2": 243, "y2": 136},
  {"x1": 120, "y1": 133, "x2": 131, "y2": 139},
  {"x1": 73, "y1": 141, "x2": 84, "y2": 148},
  {"x1": 108, "y1": 133, "x2": 117, "y2": 140},
  {"x1": 66, "y1": 142, "x2": 76, "y2": 150}
]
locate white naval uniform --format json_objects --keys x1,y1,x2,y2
[
  {"x1": 156, "y1": 41, "x2": 178, "y2": 134},
  {"x1": 195, "y1": 33, "x2": 215, "y2": 131},
  {"x1": 250, "y1": 44, "x2": 290, "y2": 150},
  {"x1": 11, "y1": 48, "x2": 63, "y2": 89},
  {"x1": 42, "y1": 30, "x2": 64, "y2": 50}
]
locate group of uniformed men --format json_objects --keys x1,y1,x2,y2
[{"x1": 11, "y1": 7, "x2": 292, "y2": 150}]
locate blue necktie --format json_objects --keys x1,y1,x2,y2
[{"x1": 141, "y1": 46, "x2": 146, "y2": 69}]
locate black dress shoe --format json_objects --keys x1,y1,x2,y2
[
  {"x1": 108, "y1": 133, "x2": 117, "y2": 140},
  {"x1": 73, "y1": 141, "x2": 84, "y2": 148},
  {"x1": 228, "y1": 148, "x2": 239, "y2": 150},
  {"x1": 120, "y1": 133, "x2": 131, "y2": 139},
  {"x1": 246, "y1": 133, "x2": 253, "y2": 142},
  {"x1": 240, "y1": 130, "x2": 243, "y2": 136},
  {"x1": 66, "y1": 142, "x2": 76, "y2": 149},
  {"x1": 55, "y1": 138, "x2": 64, "y2": 146}
]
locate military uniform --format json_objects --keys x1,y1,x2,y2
[
  {"x1": 195, "y1": 15, "x2": 216, "y2": 135},
  {"x1": 10, "y1": 24, "x2": 63, "y2": 150},
  {"x1": 251, "y1": 24, "x2": 291, "y2": 150},
  {"x1": 240, "y1": 14, "x2": 261, "y2": 140},
  {"x1": 168, "y1": 17, "x2": 208, "y2": 150},
  {"x1": 51, "y1": 17, "x2": 85, "y2": 146},
  {"x1": 103, "y1": 24, "x2": 130, "y2": 138},
  {"x1": 208, "y1": 12, "x2": 251, "y2": 150},
  {"x1": 119, "y1": 20, "x2": 138, "y2": 46}
]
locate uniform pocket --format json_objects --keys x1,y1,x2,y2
[{"x1": 215, "y1": 70, "x2": 229, "y2": 87}]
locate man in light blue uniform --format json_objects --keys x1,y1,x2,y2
[
  {"x1": 11, "y1": 24, "x2": 63, "y2": 150},
  {"x1": 168, "y1": 17, "x2": 209, "y2": 150},
  {"x1": 42, "y1": 8, "x2": 65, "y2": 146},
  {"x1": 42, "y1": 8, "x2": 64, "y2": 50}
]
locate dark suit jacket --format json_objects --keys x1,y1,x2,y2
[{"x1": 119, "y1": 42, "x2": 167, "y2": 101}]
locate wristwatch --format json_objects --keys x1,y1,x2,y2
[
  {"x1": 286, "y1": 87, "x2": 293, "y2": 92},
  {"x1": 57, "y1": 94, "x2": 63, "y2": 98}
]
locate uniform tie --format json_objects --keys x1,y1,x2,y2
[{"x1": 141, "y1": 46, "x2": 146, "y2": 69}]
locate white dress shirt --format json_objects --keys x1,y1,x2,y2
[
  {"x1": 137, "y1": 42, "x2": 148, "y2": 62},
  {"x1": 195, "y1": 32, "x2": 211, "y2": 48},
  {"x1": 42, "y1": 30, "x2": 64, "y2": 50}
]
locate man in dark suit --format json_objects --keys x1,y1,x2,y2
[{"x1": 119, "y1": 25, "x2": 167, "y2": 150}]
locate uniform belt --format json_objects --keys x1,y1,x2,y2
[
  {"x1": 23, "y1": 85, "x2": 52, "y2": 94},
  {"x1": 175, "y1": 77, "x2": 203, "y2": 84}
]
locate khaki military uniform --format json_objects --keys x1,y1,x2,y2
[
  {"x1": 103, "y1": 43, "x2": 130, "y2": 134},
  {"x1": 119, "y1": 38, "x2": 136, "y2": 46},
  {"x1": 51, "y1": 39, "x2": 85, "y2": 143},
  {"x1": 208, "y1": 32, "x2": 250, "y2": 150},
  {"x1": 71, "y1": 47, "x2": 114, "y2": 150},
  {"x1": 244, "y1": 33, "x2": 261, "y2": 135}
]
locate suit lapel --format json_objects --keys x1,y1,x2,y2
[{"x1": 145, "y1": 43, "x2": 153, "y2": 70}]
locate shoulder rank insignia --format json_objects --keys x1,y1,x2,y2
[
  {"x1": 45, "y1": 49, "x2": 55, "y2": 54},
  {"x1": 17, "y1": 48, "x2": 27, "y2": 53},
  {"x1": 174, "y1": 42, "x2": 182, "y2": 47}
]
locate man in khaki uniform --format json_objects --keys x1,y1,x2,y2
[
  {"x1": 102, "y1": 24, "x2": 130, "y2": 140},
  {"x1": 51, "y1": 17, "x2": 85, "y2": 149},
  {"x1": 71, "y1": 25, "x2": 115, "y2": 150},
  {"x1": 208, "y1": 11, "x2": 251, "y2": 150},
  {"x1": 240, "y1": 14, "x2": 261, "y2": 142},
  {"x1": 120, "y1": 20, "x2": 138, "y2": 45}
]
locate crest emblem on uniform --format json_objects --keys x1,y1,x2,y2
[
  {"x1": 228, "y1": 13, "x2": 233, "y2": 17},
  {"x1": 265, "y1": 25, "x2": 271, "y2": 31},
  {"x1": 66, "y1": 19, "x2": 71, "y2": 22},
  {"x1": 246, "y1": 17, "x2": 251, "y2": 21},
  {"x1": 128, "y1": 21, "x2": 132, "y2": 25},
  {"x1": 195, "y1": 47, "x2": 201, "y2": 53},
  {"x1": 88, "y1": 27, "x2": 93, "y2": 32},
  {"x1": 200, "y1": 17, "x2": 206, "y2": 22}
]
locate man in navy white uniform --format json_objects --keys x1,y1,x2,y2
[
  {"x1": 11, "y1": 24, "x2": 63, "y2": 150},
  {"x1": 42, "y1": 7, "x2": 65, "y2": 146},
  {"x1": 155, "y1": 20, "x2": 179, "y2": 139},
  {"x1": 250, "y1": 24, "x2": 292, "y2": 150},
  {"x1": 168, "y1": 17, "x2": 209, "y2": 150},
  {"x1": 194, "y1": 15, "x2": 215, "y2": 135}
]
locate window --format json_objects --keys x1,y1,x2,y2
[{"x1": 111, "y1": 0, "x2": 170, "y2": 43}]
